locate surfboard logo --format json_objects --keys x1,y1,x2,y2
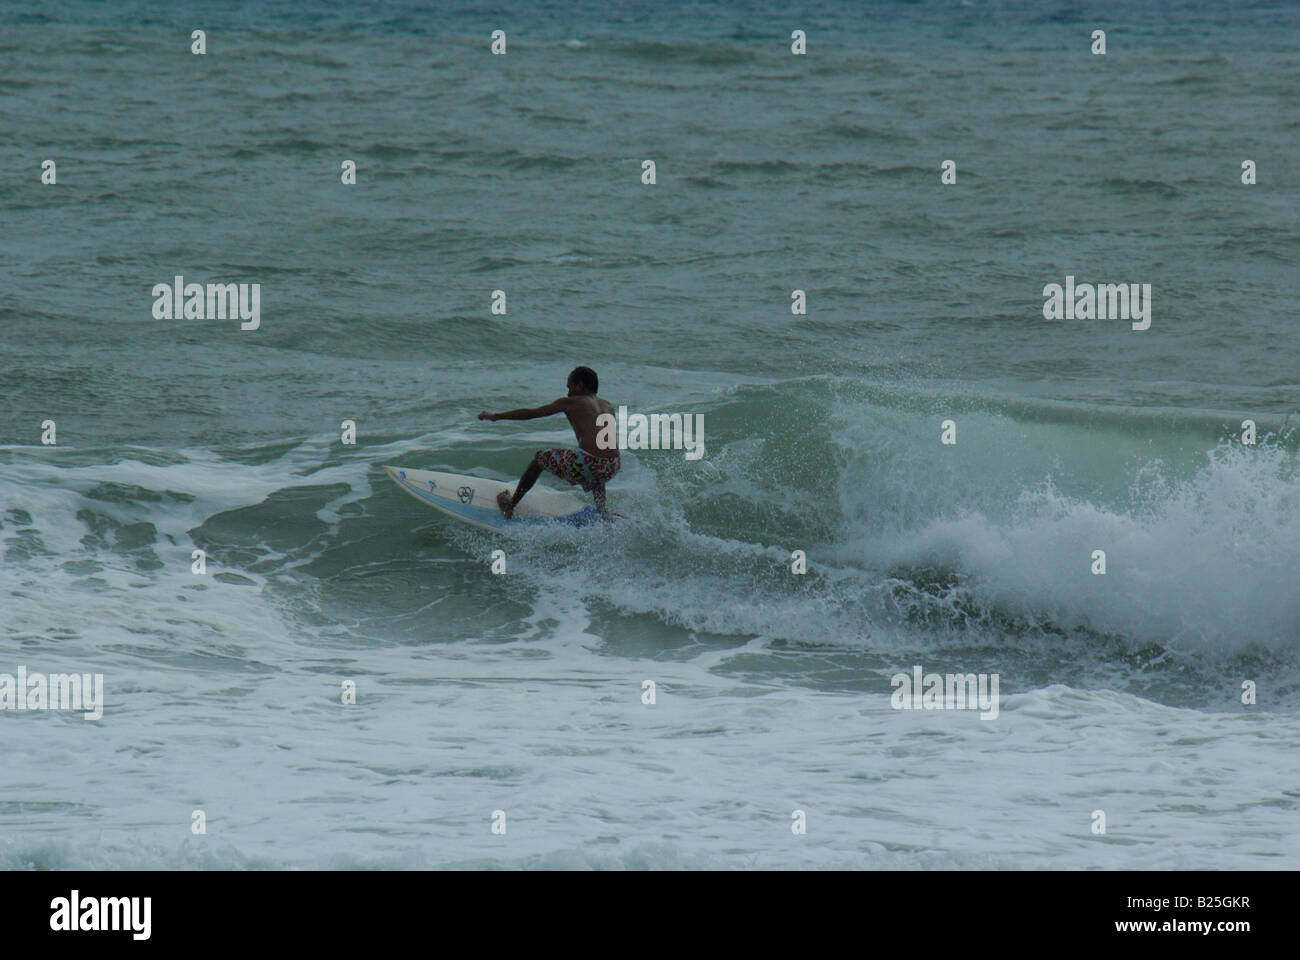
[{"x1": 457, "y1": 485, "x2": 474, "y2": 504}]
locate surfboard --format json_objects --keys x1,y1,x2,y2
[{"x1": 382, "y1": 465, "x2": 604, "y2": 533}]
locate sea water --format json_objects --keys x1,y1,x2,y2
[{"x1": 1, "y1": 0, "x2": 1298, "y2": 869}]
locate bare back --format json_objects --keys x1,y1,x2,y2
[{"x1": 562, "y1": 394, "x2": 617, "y2": 458}]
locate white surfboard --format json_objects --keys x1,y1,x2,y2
[{"x1": 382, "y1": 465, "x2": 604, "y2": 533}]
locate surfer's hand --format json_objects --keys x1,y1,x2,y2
[{"x1": 478, "y1": 411, "x2": 496, "y2": 421}]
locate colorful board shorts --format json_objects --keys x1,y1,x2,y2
[{"x1": 537, "y1": 448, "x2": 620, "y2": 491}]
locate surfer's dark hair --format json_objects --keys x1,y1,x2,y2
[{"x1": 568, "y1": 365, "x2": 598, "y2": 393}]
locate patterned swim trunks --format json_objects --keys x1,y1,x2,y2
[{"x1": 537, "y1": 448, "x2": 620, "y2": 490}]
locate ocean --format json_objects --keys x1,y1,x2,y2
[{"x1": 1, "y1": 0, "x2": 1298, "y2": 869}]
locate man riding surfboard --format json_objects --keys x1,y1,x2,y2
[{"x1": 477, "y1": 366, "x2": 619, "y2": 519}]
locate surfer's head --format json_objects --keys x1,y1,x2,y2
[{"x1": 567, "y1": 366, "x2": 598, "y2": 395}]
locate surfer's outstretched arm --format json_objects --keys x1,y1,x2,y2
[{"x1": 478, "y1": 398, "x2": 569, "y2": 422}]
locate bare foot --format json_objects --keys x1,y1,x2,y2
[{"x1": 497, "y1": 490, "x2": 515, "y2": 518}]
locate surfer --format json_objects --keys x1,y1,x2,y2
[{"x1": 478, "y1": 366, "x2": 620, "y2": 519}]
